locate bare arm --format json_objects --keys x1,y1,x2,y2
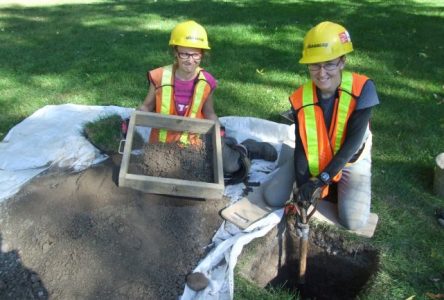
[
  {"x1": 139, "y1": 84, "x2": 156, "y2": 112},
  {"x1": 202, "y1": 92, "x2": 220, "y2": 124}
]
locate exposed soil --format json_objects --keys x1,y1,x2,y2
[
  {"x1": 238, "y1": 216, "x2": 380, "y2": 300},
  {"x1": 1, "y1": 137, "x2": 379, "y2": 300},
  {"x1": 0, "y1": 157, "x2": 228, "y2": 299},
  {"x1": 128, "y1": 135, "x2": 214, "y2": 183}
]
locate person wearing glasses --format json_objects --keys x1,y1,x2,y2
[
  {"x1": 286, "y1": 21, "x2": 380, "y2": 230},
  {"x1": 140, "y1": 20, "x2": 217, "y2": 123},
  {"x1": 140, "y1": 20, "x2": 277, "y2": 185}
]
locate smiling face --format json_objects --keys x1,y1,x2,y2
[
  {"x1": 174, "y1": 46, "x2": 203, "y2": 77},
  {"x1": 308, "y1": 56, "x2": 345, "y2": 98}
]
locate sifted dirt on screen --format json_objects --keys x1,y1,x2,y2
[{"x1": 128, "y1": 133, "x2": 214, "y2": 183}]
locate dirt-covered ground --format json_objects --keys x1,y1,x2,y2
[
  {"x1": 0, "y1": 139, "x2": 380, "y2": 300},
  {"x1": 0, "y1": 158, "x2": 228, "y2": 299}
]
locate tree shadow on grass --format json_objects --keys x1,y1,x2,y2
[
  {"x1": 0, "y1": 1, "x2": 442, "y2": 111},
  {"x1": 0, "y1": 1, "x2": 443, "y2": 298}
]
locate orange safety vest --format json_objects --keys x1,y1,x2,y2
[
  {"x1": 289, "y1": 72, "x2": 369, "y2": 196},
  {"x1": 148, "y1": 64, "x2": 212, "y2": 145}
]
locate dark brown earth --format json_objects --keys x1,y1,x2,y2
[
  {"x1": 0, "y1": 157, "x2": 228, "y2": 299},
  {"x1": 238, "y1": 216, "x2": 380, "y2": 300},
  {"x1": 0, "y1": 138, "x2": 379, "y2": 300}
]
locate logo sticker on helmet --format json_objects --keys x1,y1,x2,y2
[
  {"x1": 307, "y1": 42, "x2": 328, "y2": 49},
  {"x1": 186, "y1": 35, "x2": 204, "y2": 42},
  {"x1": 339, "y1": 31, "x2": 351, "y2": 43}
]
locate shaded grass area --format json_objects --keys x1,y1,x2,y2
[
  {"x1": 1, "y1": 1, "x2": 444, "y2": 299},
  {"x1": 235, "y1": 274, "x2": 298, "y2": 300},
  {"x1": 83, "y1": 114, "x2": 124, "y2": 154},
  {"x1": 83, "y1": 114, "x2": 144, "y2": 154}
]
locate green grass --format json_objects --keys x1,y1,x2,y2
[
  {"x1": 83, "y1": 114, "x2": 124, "y2": 154},
  {"x1": 235, "y1": 273, "x2": 299, "y2": 300},
  {"x1": 83, "y1": 113, "x2": 144, "y2": 154},
  {"x1": 1, "y1": 1, "x2": 444, "y2": 299}
]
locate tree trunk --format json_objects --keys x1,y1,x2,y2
[{"x1": 434, "y1": 153, "x2": 444, "y2": 197}]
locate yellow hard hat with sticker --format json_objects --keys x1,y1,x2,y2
[
  {"x1": 169, "y1": 20, "x2": 210, "y2": 50},
  {"x1": 299, "y1": 21, "x2": 353, "y2": 64}
]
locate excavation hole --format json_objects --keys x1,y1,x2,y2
[{"x1": 238, "y1": 221, "x2": 380, "y2": 300}]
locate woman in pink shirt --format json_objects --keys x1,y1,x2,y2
[
  {"x1": 140, "y1": 20, "x2": 276, "y2": 184},
  {"x1": 140, "y1": 20, "x2": 218, "y2": 123}
]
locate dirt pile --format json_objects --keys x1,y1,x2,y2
[{"x1": 0, "y1": 159, "x2": 228, "y2": 299}]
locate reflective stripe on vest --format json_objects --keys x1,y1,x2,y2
[
  {"x1": 302, "y1": 71, "x2": 354, "y2": 176},
  {"x1": 179, "y1": 71, "x2": 207, "y2": 144},
  {"x1": 301, "y1": 81, "x2": 320, "y2": 175},
  {"x1": 159, "y1": 65, "x2": 173, "y2": 142},
  {"x1": 334, "y1": 72, "x2": 353, "y2": 153},
  {"x1": 157, "y1": 65, "x2": 207, "y2": 144}
]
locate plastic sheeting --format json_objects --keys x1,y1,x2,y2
[
  {"x1": 180, "y1": 116, "x2": 294, "y2": 300},
  {"x1": 0, "y1": 104, "x2": 295, "y2": 299},
  {"x1": 0, "y1": 104, "x2": 133, "y2": 202}
]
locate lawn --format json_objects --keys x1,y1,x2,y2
[{"x1": 1, "y1": 0, "x2": 444, "y2": 299}]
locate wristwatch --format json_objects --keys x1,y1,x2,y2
[{"x1": 319, "y1": 172, "x2": 331, "y2": 185}]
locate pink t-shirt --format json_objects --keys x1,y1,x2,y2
[
  {"x1": 173, "y1": 71, "x2": 217, "y2": 116},
  {"x1": 149, "y1": 69, "x2": 217, "y2": 116}
]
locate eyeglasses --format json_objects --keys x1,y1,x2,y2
[
  {"x1": 308, "y1": 59, "x2": 341, "y2": 72},
  {"x1": 177, "y1": 52, "x2": 202, "y2": 60}
]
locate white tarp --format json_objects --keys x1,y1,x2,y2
[
  {"x1": 0, "y1": 104, "x2": 133, "y2": 201},
  {"x1": 0, "y1": 104, "x2": 295, "y2": 300},
  {"x1": 180, "y1": 116, "x2": 294, "y2": 300}
]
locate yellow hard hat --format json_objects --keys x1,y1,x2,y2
[
  {"x1": 299, "y1": 21, "x2": 353, "y2": 64},
  {"x1": 169, "y1": 20, "x2": 210, "y2": 50}
]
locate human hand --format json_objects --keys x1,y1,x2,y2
[{"x1": 296, "y1": 178, "x2": 324, "y2": 205}]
